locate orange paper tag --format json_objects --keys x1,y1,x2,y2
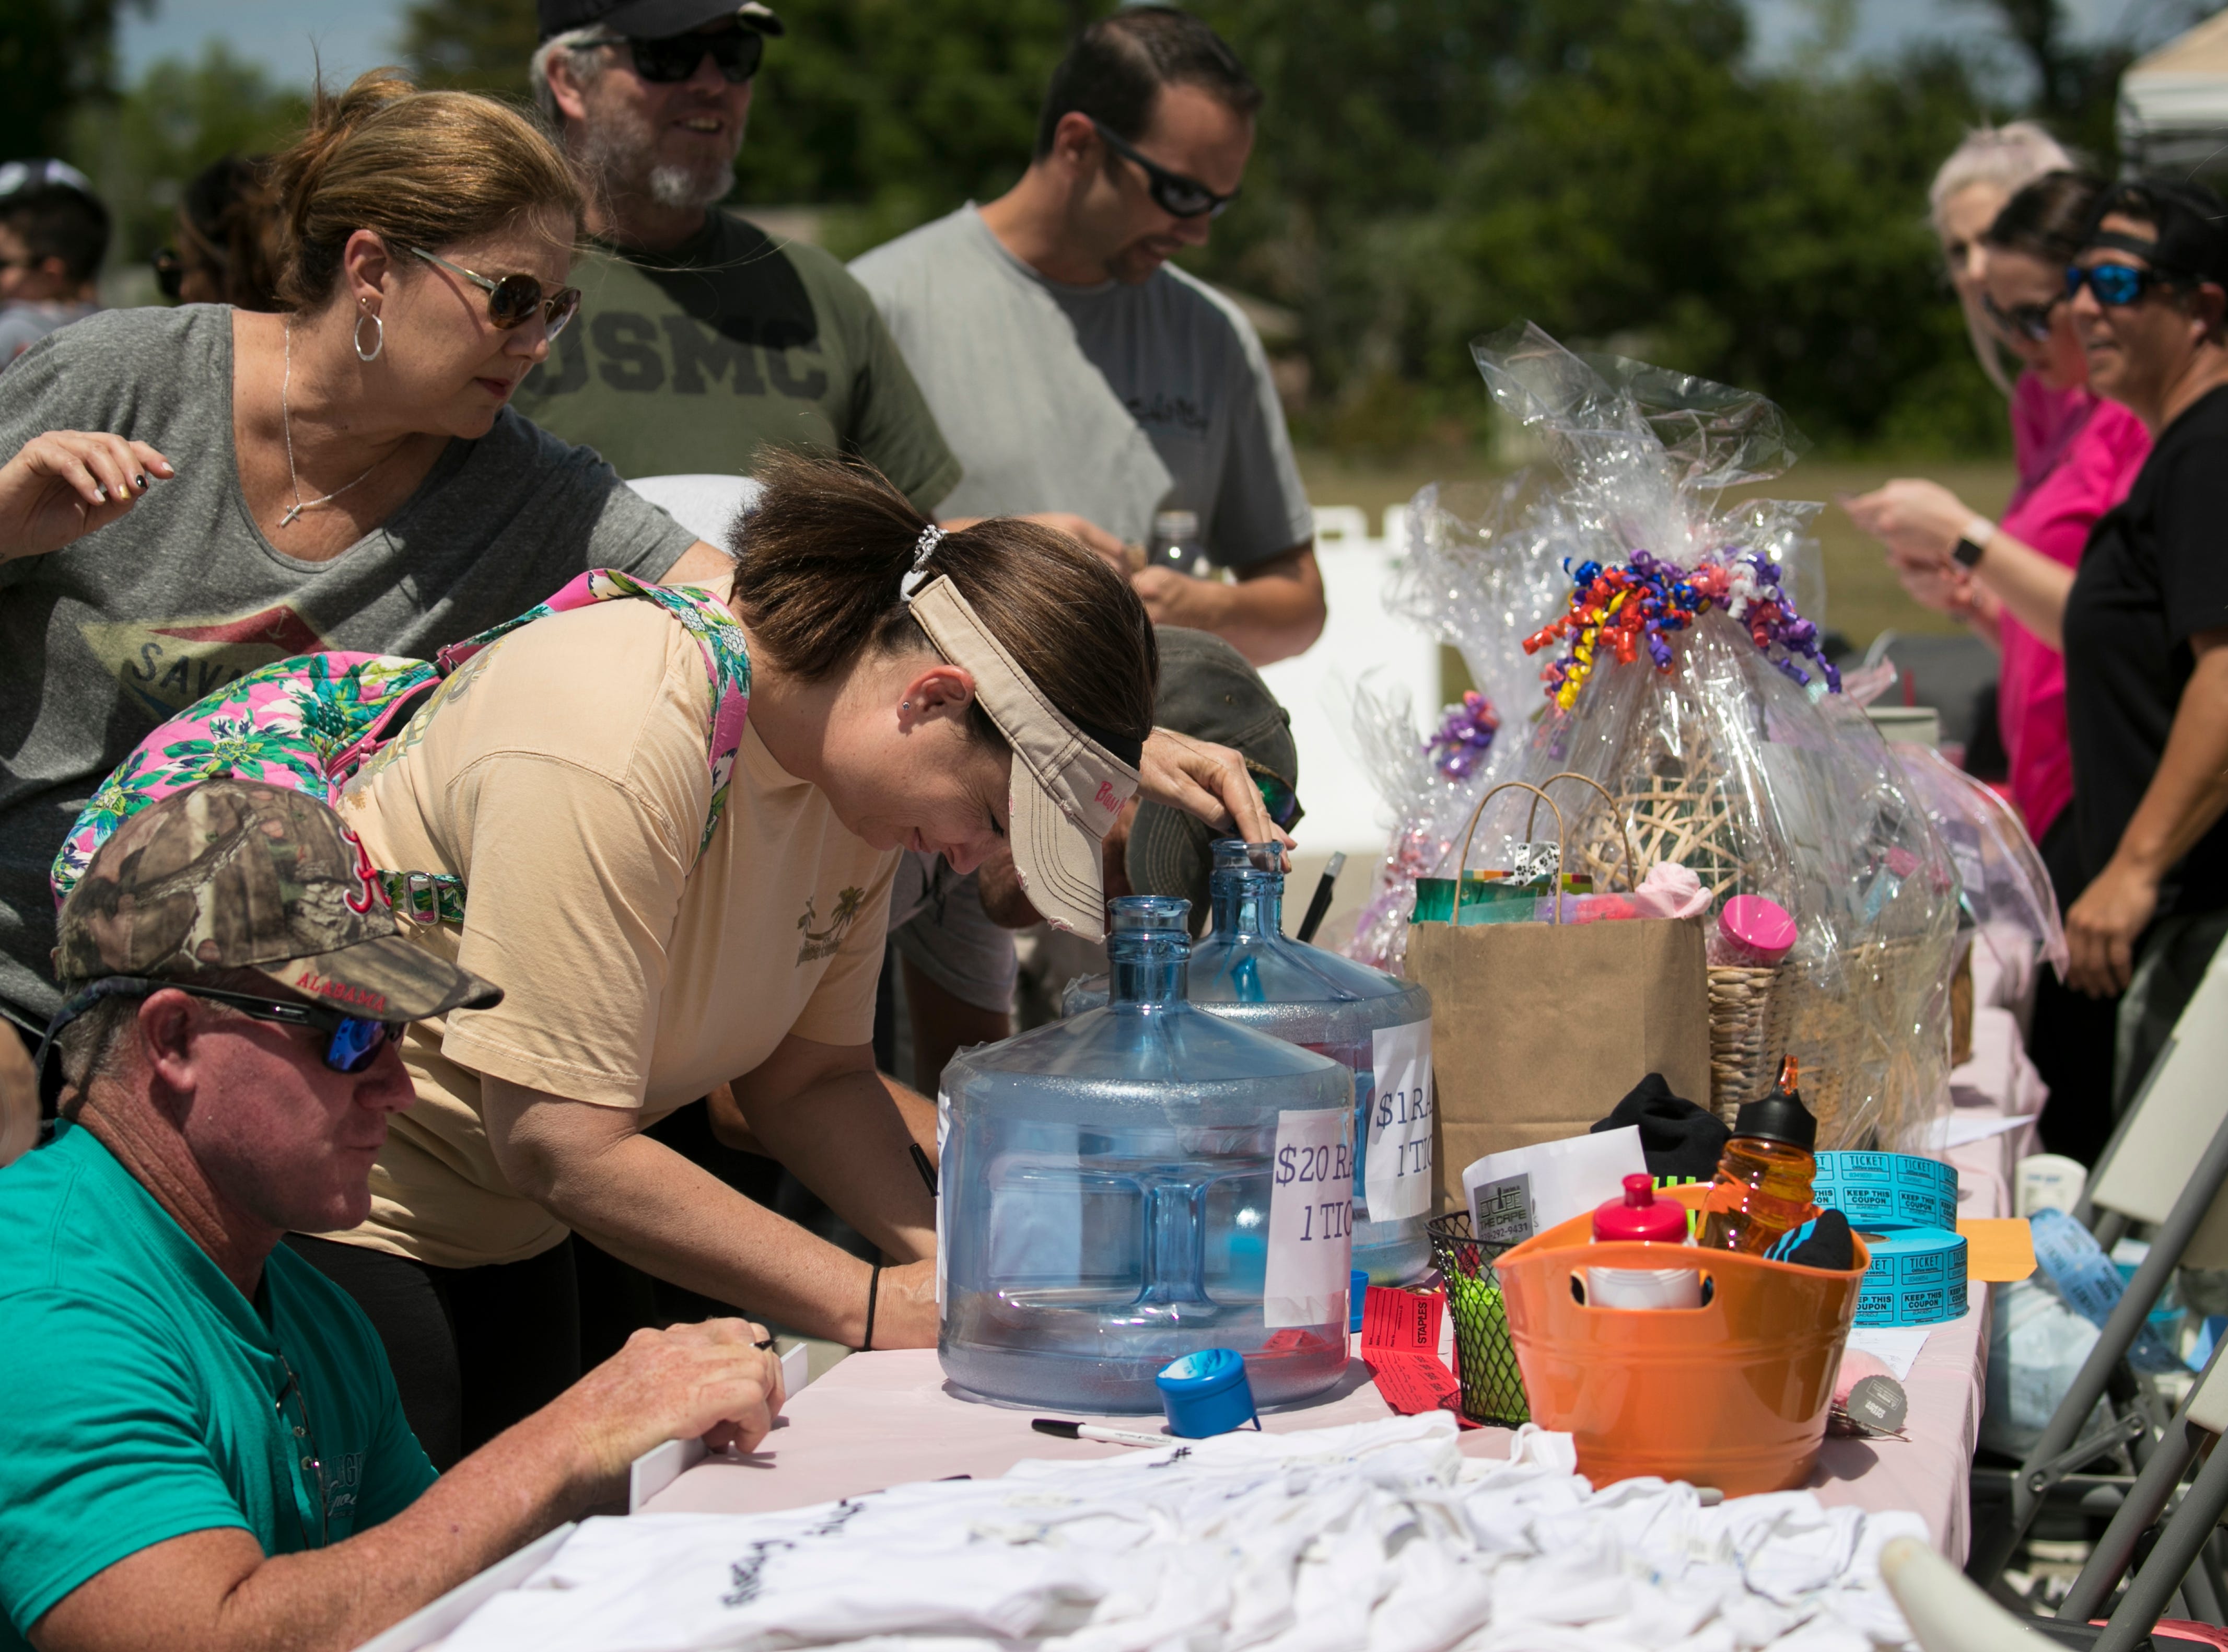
[{"x1": 1957, "y1": 1218, "x2": 2036, "y2": 1283}]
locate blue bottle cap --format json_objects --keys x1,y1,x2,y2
[
  {"x1": 1350, "y1": 1269, "x2": 1368, "y2": 1333},
  {"x1": 1156, "y1": 1348, "x2": 1259, "y2": 1438}
]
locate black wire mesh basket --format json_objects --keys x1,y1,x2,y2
[{"x1": 1427, "y1": 1210, "x2": 1531, "y2": 1427}]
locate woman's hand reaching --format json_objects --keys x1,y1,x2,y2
[
  {"x1": 1137, "y1": 727, "x2": 1292, "y2": 854},
  {"x1": 1840, "y1": 479, "x2": 1975, "y2": 567},
  {"x1": 0, "y1": 429, "x2": 174, "y2": 561}
]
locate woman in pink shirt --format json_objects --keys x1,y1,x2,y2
[
  {"x1": 1847, "y1": 172, "x2": 2149, "y2": 840},
  {"x1": 1845, "y1": 170, "x2": 2149, "y2": 1160}
]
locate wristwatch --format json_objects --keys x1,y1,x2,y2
[{"x1": 1951, "y1": 515, "x2": 1996, "y2": 569}]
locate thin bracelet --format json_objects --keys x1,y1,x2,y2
[{"x1": 862, "y1": 1262, "x2": 883, "y2": 1352}]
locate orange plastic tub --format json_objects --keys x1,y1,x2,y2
[{"x1": 1492, "y1": 1183, "x2": 1868, "y2": 1495}]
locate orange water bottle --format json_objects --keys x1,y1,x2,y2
[{"x1": 1699, "y1": 1056, "x2": 1818, "y2": 1255}]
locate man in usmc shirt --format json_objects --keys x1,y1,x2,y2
[{"x1": 520, "y1": 0, "x2": 960, "y2": 510}]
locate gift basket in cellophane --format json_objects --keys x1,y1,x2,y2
[
  {"x1": 1344, "y1": 472, "x2": 1571, "y2": 973},
  {"x1": 1431, "y1": 326, "x2": 1961, "y2": 1151}
]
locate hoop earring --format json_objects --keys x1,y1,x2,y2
[{"x1": 354, "y1": 311, "x2": 384, "y2": 363}]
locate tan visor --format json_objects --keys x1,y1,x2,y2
[{"x1": 906, "y1": 576, "x2": 1140, "y2": 941}]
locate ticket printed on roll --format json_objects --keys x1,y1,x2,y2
[
  {"x1": 1814, "y1": 1151, "x2": 1959, "y2": 1232},
  {"x1": 1854, "y1": 1226, "x2": 1969, "y2": 1328}
]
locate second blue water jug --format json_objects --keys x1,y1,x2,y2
[{"x1": 1067, "y1": 843, "x2": 1435, "y2": 1284}]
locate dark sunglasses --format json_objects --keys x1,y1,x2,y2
[
  {"x1": 1982, "y1": 290, "x2": 2061, "y2": 344},
  {"x1": 1089, "y1": 118, "x2": 1240, "y2": 220},
  {"x1": 39, "y1": 975, "x2": 405, "y2": 1076},
  {"x1": 608, "y1": 27, "x2": 765, "y2": 84},
  {"x1": 1249, "y1": 762, "x2": 1304, "y2": 831},
  {"x1": 276, "y1": 1354, "x2": 329, "y2": 1549},
  {"x1": 2065, "y1": 261, "x2": 2187, "y2": 309},
  {"x1": 409, "y1": 246, "x2": 581, "y2": 339}
]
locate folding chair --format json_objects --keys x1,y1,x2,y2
[
  {"x1": 1889, "y1": 1534, "x2": 2228, "y2": 1652},
  {"x1": 2054, "y1": 1336, "x2": 2228, "y2": 1645},
  {"x1": 1968, "y1": 936, "x2": 2228, "y2": 1604},
  {"x1": 623, "y1": 473, "x2": 764, "y2": 549}
]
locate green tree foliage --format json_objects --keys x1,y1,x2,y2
[
  {"x1": 67, "y1": 43, "x2": 309, "y2": 271},
  {"x1": 731, "y1": 0, "x2": 1071, "y2": 241},
  {"x1": 1175, "y1": 0, "x2": 2012, "y2": 451},
  {"x1": 405, "y1": 0, "x2": 543, "y2": 96},
  {"x1": 1968, "y1": 0, "x2": 2139, "y2": 161},
  {"x1": 1, "y1": 0, "x2": 146, "y2": 159}
]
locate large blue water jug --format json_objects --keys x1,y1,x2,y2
[
  {"x1": 939, "y1": 896, "x2": 1355, "y2": 1413},
  {"x1": 1067, "y1": 843, "x2": 1435, "y2": 1284}
]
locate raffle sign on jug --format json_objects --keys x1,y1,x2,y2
[
  {"x1": 1365, "y1": 1020, "x2": 1433, "y2": 1221},
  {"x1": 1265, "y1": 1108, "x2": 1355, "y2": 1328}
]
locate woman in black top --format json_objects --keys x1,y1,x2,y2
[{"x1": 2060, "y1": 178, "x2": 2228, "y2": 1125}]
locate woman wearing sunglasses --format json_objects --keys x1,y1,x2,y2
[
  {"x1": 1843, "y1": 172, "x2": 2150, "y2": 1164},
  {"x1": 2051, "y1": 179, "x2": 2228, "y2": 1129},
  {"x1": 0, "y1": 68, "x2": 733, "y2": 1072}
]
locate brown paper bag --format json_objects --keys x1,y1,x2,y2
[{"x1": 1406, "y1": 776, "x2": 1710, "y2": 1215}]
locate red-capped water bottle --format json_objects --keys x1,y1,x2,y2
[{"x1": 1585, "y1": 1173, "x2": 1702, "y2": 1309}]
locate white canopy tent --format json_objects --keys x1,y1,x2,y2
[{"x1": 2119, "y1": 9, "x2": 2228, "y2": 176}]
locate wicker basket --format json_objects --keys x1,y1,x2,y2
[
  {"x1": 1707, "y1": 960, "x2": 1793, "y2": 1121},
  {"x1": 1777, "y1": 933, "x2": 1954, "y2": 1147}
]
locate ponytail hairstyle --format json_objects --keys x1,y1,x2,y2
[
  {"x1": 267, "y1": 67, "x2": 584, "y2": 312},
  {"x1": 731, "y1": 449, "x2": 1159, "y2": 758}
]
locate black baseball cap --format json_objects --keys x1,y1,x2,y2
[
  {"x1": 536, "y1": 0, "x2": 783, "y2": 41},
  {"x1": 1126, "y1": 627, "x2": 1301, "y2": 935},
  {"x1": 2083, "y1": 176, "x2": 2228, "y2": 287}
]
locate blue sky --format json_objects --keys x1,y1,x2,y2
[{"x1": 116, "y1": 0, "x2": 2164, "y2": 94}]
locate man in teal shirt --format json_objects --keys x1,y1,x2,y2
[{"x1": 0, "y1": 780, "x2": 785, "y2": 1652}]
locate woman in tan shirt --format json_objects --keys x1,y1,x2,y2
[{"x1": 293, "y1": 450, "x2": 1259, "y2": 1464}]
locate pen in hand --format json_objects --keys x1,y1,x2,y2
[{"x1": 908, "y1": 1142, "x2": 938, "y2": 1197}]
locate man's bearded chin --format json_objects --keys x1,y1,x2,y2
[
  {"x1": 581, "y1": 115, "x2": 739, "y2": 213},
  {"x1": 646, "y1": 159, "x2": 737, "y2": 210}
]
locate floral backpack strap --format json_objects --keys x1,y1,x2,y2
[
  {"x1": 381, "y1": 572, "x2": 746, "y2": 927},
  {"x1": 380, "y1": 574, "x2": 748, "y2": 921},
  {"x1": 434, "y1": 569, "x2": 747, "y2": 861},
  {"x1": 596, "y1": 573, "x2": 752, "y2": 860}
]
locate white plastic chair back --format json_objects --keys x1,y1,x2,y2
[
  {"x1": 625, "y1": 473, "x2": 764, "y2": 553},
  {"x1": 2184, "y1": 1336, "x2": 2228, "y2": 1439},
  {"x1": 2086, "y1": 938, "x2": 2228, "y2": 1264}
]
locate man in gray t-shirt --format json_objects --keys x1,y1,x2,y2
[{"x1": 850, "y1": 7, "x2": 1322, "y2": 672}]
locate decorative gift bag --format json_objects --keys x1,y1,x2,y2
[{"x1": 1408, "y1": 778, "x2": 1709, "y2": 1215}]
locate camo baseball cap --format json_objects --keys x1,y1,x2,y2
[{"x1": 53, "y1": 779, "x2": 500, "y2": 1021}]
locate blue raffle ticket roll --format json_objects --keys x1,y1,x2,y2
[
  {"x1": 1812, "y1": 1150, "x2": 1959, "y2": 1232},
  {"x1": 1853, "y1": 1227, "x2": 1969, "y2": 1327}
]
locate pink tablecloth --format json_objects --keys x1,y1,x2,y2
[{"x1": 646, "y1": 937, "x2": 2046, "y2": 1563}]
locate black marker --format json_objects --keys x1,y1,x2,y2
[
  {"x1": 908, "y1": 1142, "x2": 938, "y2": 1197},
  {"x1": 1296, "y1": 852, "x2": 1345, "y2": 945}
]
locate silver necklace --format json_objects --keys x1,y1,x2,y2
[{"x1": 278, "y1": 318, "x2": 385, "y2": 528}]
